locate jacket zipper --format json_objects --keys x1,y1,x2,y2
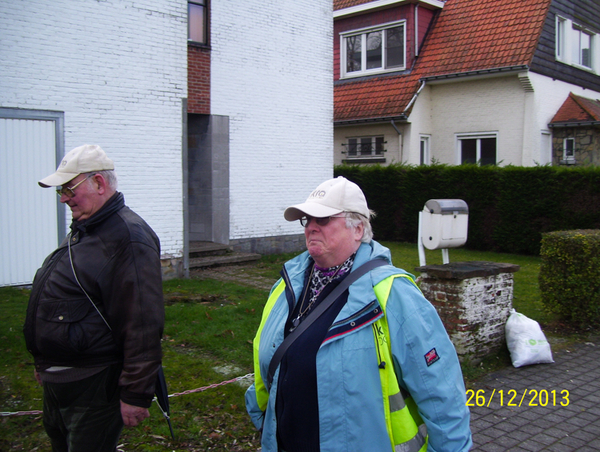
[{"x1": 330, "y1": 299, "x2": 378, "y2": 328}]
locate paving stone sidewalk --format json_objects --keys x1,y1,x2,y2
[
  {"x1": 191, "y1": 265, "x2": 276, "y2": 291},
  {"x1": 469, "y1": 339, "x2": 600, "y2": 451}
]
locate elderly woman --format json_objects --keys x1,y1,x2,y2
[{"x1": 245, "y1": 177, "x2": 472, "y2": 452}]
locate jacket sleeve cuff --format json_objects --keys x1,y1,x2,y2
[{"x1": 120, "y1": 388, "x2": 154, "y2": 408}]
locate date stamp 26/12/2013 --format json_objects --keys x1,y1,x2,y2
[{"x1": 466, "y1": 389, "x2": 570, "y2": 407}]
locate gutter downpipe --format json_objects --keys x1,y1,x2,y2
[
  {"x1": 391, "y1": 118, "x2": 404, "y2": 163},
  {"x1": 404, "y1": 80, "x2": 426, "y2": 114},
  {"x1": 393, "y1": 80, "x2": 426, "y2": 164}
]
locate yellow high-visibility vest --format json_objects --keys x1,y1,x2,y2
[{"x1": 373, "y1": 274, "x2": 428, "y2": 452}]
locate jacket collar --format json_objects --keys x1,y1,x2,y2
[
  {"x1": 282, "y1": 241, "x2": 396, "y2": 320},
  {"x1": 70, "y1": 191, "x2": 124, "y2": 235}
]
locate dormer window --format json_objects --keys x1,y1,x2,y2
[
  {"x1": 573, "y1": 26, "x2": 592, "y2": 69},
  {"x1": 341, "y1": 21, "x2": 406, "y2": 78},
  {"x1": 556, "y1": 16, "x2": 596, "y2": 72}
]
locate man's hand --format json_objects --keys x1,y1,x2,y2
[
  {"x1": 120, "y1": 400, "x2": 150, "y2": 427},
  {"x1": 34, "y1": 370, "x2": 42, "y2": 386}
]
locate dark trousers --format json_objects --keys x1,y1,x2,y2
[{"x1": 42, "y1": 364, "x2": 124, "y2": 452}]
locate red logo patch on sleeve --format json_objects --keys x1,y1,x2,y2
[{"x1": 424, "y1": 348, "x2": 440, "y2": 366}]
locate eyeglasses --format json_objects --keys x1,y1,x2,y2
[
  {"x1": 56, "y1": 174, "x2": 94, "y2": 198},
  {"x1": 299, "y1": 213, "x2": 346, "y2": 228}
]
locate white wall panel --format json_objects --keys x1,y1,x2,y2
[{"x1": 0, "y1": 118, "x2": 58, "y2": 286}]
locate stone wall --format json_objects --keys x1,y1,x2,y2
[
  {"x1": 416, "y1": 261, "x2": 519, "y2": 363},
  {"x1": 552, "y1": 126, "x2": 600, "y2": 166}
]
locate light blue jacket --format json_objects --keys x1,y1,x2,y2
[{"x1": 245, "y1": 241, "x2": 472, "y2": 451}]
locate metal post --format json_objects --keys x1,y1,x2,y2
[{"x1": 418, "y1": 210, "x2": 427, "y2": 267}]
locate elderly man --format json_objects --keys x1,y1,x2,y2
[
  {"x1": 246, "y1": 176, "x2": 472, "y2": 452},
  {"x1": 23, "y1": 144, "x2": 164, "y2": 452}
]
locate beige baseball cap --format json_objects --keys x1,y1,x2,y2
[
  {"x1": 38, "y1": 144, "x2": 114, "y2": 187},
  {"x1": 284, "y1": 176, "x2": 370, "y2": 221}
]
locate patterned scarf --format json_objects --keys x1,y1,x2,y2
[{"x1": 307, "y1": 253, "x2": 356, "y2": 307}]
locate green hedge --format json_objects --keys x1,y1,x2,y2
[
  {"x1": 335, "y1": 164, "x2": 600, "y2": 255},
  {"x1": 539, "y1": 230, "x2": 600, "y2": 326}
]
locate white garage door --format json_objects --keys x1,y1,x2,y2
[{"x1": 0, "y1": 110, "x2": 64, "y2": 286}]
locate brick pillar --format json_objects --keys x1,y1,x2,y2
[{"x1": 415, "y1": 261, "x2": 520, "y2": 363}]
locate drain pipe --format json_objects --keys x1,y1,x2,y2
[
  {"x1": 404, "y1": 80, "x2": 426, "y2": 114},
  {"x1": 393, "y1": 80, "x2": 426, "y2": 164},
  {"x1": 391, "y1": 119, "x2": 403, "y2": 162}
]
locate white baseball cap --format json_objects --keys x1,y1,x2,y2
[
  {"x1": 38, "y1": 144, "x2": 115, "y2": 187},
  {"x1": 284, "y1": 176, "x2": 370, "y2": 221}
]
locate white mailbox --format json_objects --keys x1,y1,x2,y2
[{"x1": 418, "y1": 199, "x2": 468, "y2": 266}]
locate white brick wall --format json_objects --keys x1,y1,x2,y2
[
  {"x1": 210, "y1": 0, "x2": 334, "y2": 241},
  {"x1": 0, "y1": 0, "x2": 187, "y2": 258}
]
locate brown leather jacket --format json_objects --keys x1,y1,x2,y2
[{"x1": 24, "y1": 192, "x2": 164, "y2": 408}]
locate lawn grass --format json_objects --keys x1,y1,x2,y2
[
  {"x1": 0, "y1": 281, "x2": 267, "y2": 452},
  {"x1": 0, "y1": 242, "x2": 588, "y2": 451}
]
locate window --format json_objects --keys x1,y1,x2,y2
[
  {"x1": 188, "y1": 1, "x2": 207, "y2": 44},
  {"x1": 420, "y1": 135, "x2": 431, "y2": 165},
  {"x1": 556, "y1": 17, "x2": 566, "y2": 61},
  {"x1": 563, "y1": 137, "x2": 575, "y2": 162},
  {"x1": 341, "y1": 21, "x2": 405, "y2": 78},
  {"x1": 344, "y1": 136, "x2": 385, "y2": 158},
  {"x1": 573, "y1": 26, "x2": 592, "y2": 69},
  {"x1": 457, "y1": 134, "x2": 497, "y2": 166},
  {"x1": 555, "y1": 15, "x2": 596, "y2": 72}
]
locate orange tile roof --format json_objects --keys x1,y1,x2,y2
[
  {"x1": 335, "y1": 0, "x2": 551, "y2": 123},
  {"x1": 334, "y1": 0, "x2": 377, "y2": 10},
  {"x1": 551, "y1": 93, "x2": 600, "y2": 124},
  {"x1": 335, "y1": 74, "x2": 423, "y2": 122},
  {"x1": 416, "y1": 0, "x2": 550, "y2": 77}
]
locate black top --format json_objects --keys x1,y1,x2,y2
[{"x1": 275, "y1": 263, "x2": 350, "y2": 452}]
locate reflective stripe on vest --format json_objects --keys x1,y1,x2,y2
[
  {"x1": 373, "y1": 274, "x2": 428, "y2": 452},
  {"x1": 252, "y1": 279, "x2": 286, "y2": 411}
]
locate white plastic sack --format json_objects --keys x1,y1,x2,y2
[{"x1": 505, "y1": 309, "x2": 554, "y2": 368}]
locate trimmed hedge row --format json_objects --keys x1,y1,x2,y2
[
  {"x1": 335, "y1": 164, "x2": 600, "y2": 255},
  {"x1": 539, "y1": 230, "x2": 600, "y2": 326}
]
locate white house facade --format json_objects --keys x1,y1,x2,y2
[
  {"x1": 399, "y1": 71, "x2": 600, "y2": 168},
  {"x1": 333, "y1": 0, "x2": 600, "y2": 170}
]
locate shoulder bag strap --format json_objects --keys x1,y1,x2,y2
[
  {"x1": 266, "y1": 258, "x2": 388, "y2": 389},
  {"x1": 68, "y1": 232, "x2": 112, "y2": 331}
]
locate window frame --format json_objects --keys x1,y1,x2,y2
[
  {"x1": 344, "y1": 136, "x2": 386, "y2": 160},
  {"x1": 572, "y1": 25, "x2": 593, "y2": 69},
  {"x1": 555, "y1": 15, "x2": 597, "y2": 73},
  {"x1": 420, "y1": 135, "x2": 431, "y2": 165},
  {"x1": 563, "y1": 137, "x2": 576, "y2": 162},
  {"x1": 340, "y1": 20, "x2": 407, "y2": 79},
  {"x1": 455, "y1": 132, "x2": 498, "y2": 166},
  {"x1": 556, "y1": 16, "x2": 567, "y2": 62},
  {"x1": 188, "y1": 0, "x2": 208, "y2": 45}
]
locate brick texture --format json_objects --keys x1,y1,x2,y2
[
  {"x1": 188, "y1": 45, "x2": 210, "y2": 114},
  {"x1": 420, "y1": 272, "x2": 515, "y2": 361},
  {"x1": 0, "y1": 0, "x2": 187, "y2": 258},
  {"x1": 210, "y1": 0, "x2": 334, "y2": 241}
]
